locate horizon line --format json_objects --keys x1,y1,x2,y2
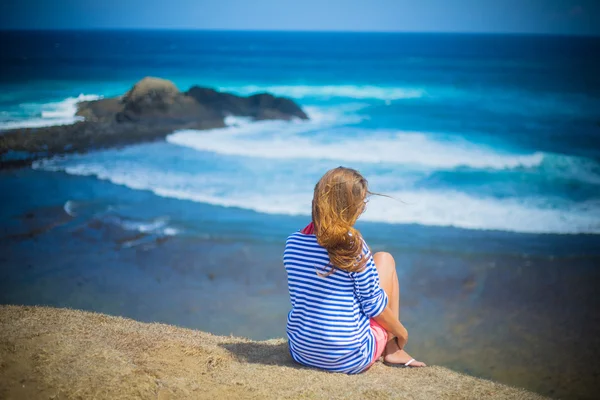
[{"x1": 1, "y1": 27, "x2": 598, "y2": 38}]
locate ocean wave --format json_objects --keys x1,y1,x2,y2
[
  {"x1": 218, "y1": 84, "x2": 426, "y2": 101},
  {"x1": 168, "y1": 123, "x2": 544, "y2": 170},
  {"x1": 363, "y1": 191, "x2": 600, "y2": 234},
  {"x1": 539, "y1": 154, "x2": 600, "y2": 185},
  {"x1": 29, "y1": 100, "x2": 600, "y2": 235},
  {"x1": 216, "y1": 83, "x2": 599, "y2": 117},
  {"x1": 150, "y1": 188, "x2": 600, "y2": 234},
  {"x1": 0, "y1": 94, "x2": 101, "y2": 130},
  {"x1": 230, "y1": 102, "x2": 367, "y2": 126},
  {"x1": 32, "y1": 160, "x2": 600, "y2": 234}
]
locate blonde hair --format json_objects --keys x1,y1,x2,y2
[{"x1": 312, "y1": 167, "x2": 370, "y2": 275}]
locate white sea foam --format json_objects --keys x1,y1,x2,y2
[
  {"x1": 219, "y1": 84, "x2": 426, "y2": 101},
  {"x1": 363, "y1": 191, "x2": 600, "y2": 234},
  {"x1": 0, "y1": 94, "x2": 101, "y2": 130},
  {"x1": 167, "y1": 102, "x2": 544, "y2": 170},
  {"x1": 103, "y1": 215, "x2": 179, "y2": 236},
  {"x1": 30, "y1": 102, "x2": 600, "y2": 235},
  {"x1": 118, "y1": 216, "x2": 170, "y2": 233},
  {"x1": 63, "y1": 200, "x2": 77, "y2": 217},
  {"x1": 166, "y1": 104, "x2": 368, "y2": 145},
  {"x1": 540, "y1": 154, "x2": 600, "y2": 185},
  {"x1": 162, "y1": 227, "x2": 180, "y2": 236},
  {"x1": 150, "y1": 187, "x2": 600, "y2": 234},
  {"x1": 168, "y1": 125, "x2": 544, "y2": 170},
  {"x1": 34, "y1": 159, "x2": 600, "y2": 234}
]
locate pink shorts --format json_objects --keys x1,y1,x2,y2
[{"x1": 365, "y1": 318, "x2": 388, "y2": 370}]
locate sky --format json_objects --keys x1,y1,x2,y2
[{"x1": 0, "y1": 0, "x2": 598, "y2": 36}]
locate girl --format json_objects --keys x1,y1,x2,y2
[{"x1": 283, "y1": 167, "x2": 426, "y2": 373}]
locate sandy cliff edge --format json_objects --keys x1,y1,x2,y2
[{"x1": 0, "y1": 305, "x2": 546, "y2": 399}]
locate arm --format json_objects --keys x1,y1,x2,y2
[
  {"x1": 373, "y1": 306, "x2": 408, "y2": 349},
  {"x1": 353, "y1": 244, "x2": 408, "y2": 348},
  {"x1": 352, "y1": 246, "x2": 408, "y2": 347}
]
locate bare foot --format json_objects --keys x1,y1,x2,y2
[{"x1": 384, "y1": 348, "x2": 426, "y2": 367}]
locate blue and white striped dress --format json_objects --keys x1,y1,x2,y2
[{"x1": 283, "y1": 229, "x2": 388, "y2": 374}]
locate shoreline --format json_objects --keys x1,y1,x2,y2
[
  {"x1": 0, "y1": 305, "x2": 546, "y2": 399},
  {"x1": 1, "y1": 168, "x2": 599, "y2": 398}
]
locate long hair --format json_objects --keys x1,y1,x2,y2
[{"x1": 312, "y1": 167, "x2": 370, "y2": 275}]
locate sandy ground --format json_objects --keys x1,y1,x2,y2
[{"x1": 0, "y1": 305, "x2": 545, "y2": 400}]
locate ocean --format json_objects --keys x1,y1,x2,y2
[
  {"x1": 1, "y1": 30, "x2": 600, "y2": 398},
  {"x1": 2, "y1": 30, "x2": 600, "y2": 234}
]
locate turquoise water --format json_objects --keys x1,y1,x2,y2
[{"x1": 1, "y1": 30, "x2": 600, "y2": 235}]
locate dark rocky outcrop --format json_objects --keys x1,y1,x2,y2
[
  {"x1": 185, "y1": 86, "x2": 307, "y2": 121},
  {"x1": 0, "y1": 77, "x2": 308, "y2": 168}
]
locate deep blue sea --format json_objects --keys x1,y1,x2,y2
[{"x1": 2, "y1": 30, "x2": 600, "y2": 236}]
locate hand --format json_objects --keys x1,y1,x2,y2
[{"x1": 394, "y1": 326, "x2": 408, "y2": 349}]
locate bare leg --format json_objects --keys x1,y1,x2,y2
[{"x1": 373, "y1": 252, "x2": 426, "y2": 367}]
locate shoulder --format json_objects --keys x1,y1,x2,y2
[
  {"x1": 286, "y1": 231, "x2": 317, "y2": 243},
  {"x1": 284, "y1": 231, "x2": 329, "y2": 260},
  {"x1": 285, "y1": 231, "x2": 321, "y2": 249}
]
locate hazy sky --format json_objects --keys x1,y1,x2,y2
[{"x1": 1, "y1": 0, "x2": 598, "y2": 35}]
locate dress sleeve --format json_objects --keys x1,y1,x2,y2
[{"x1": 350, "y1": 242, "x2": 388, "y2": 318}]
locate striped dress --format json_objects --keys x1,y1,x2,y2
[{"x1": 283, "y1": 226, "x2": 388, "y2": 374}]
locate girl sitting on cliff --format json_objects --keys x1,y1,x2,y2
[{"x1": 283, "y1": 167, "x2": 426, "y2": 373}]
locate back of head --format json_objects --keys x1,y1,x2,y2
[{"x1": 312, "y1": 167, "x2": 369, "y2": 274}]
